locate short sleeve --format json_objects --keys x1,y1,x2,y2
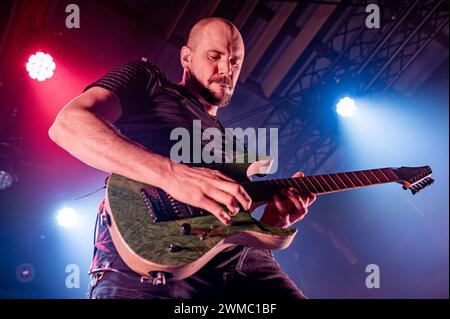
[{"x1": 83, "y1": 58, "x2": 166, "y2": 118}]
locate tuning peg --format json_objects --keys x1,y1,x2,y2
[
  {"x1": 411, "y1": 184, "x2": 423, "y2": 194},
  {"x1": 419, "y1": 178, "x2": 433, "y2": 188}
]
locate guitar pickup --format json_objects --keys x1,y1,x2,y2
[{"x1": 140, "y1": 187, "x2": 194, "y2": 222}]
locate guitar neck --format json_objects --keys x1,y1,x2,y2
[{"x1": 242, "y1": 168, "x2": 399, "y2": 203}]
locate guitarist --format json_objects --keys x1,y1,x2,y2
[{"x1": 49, "y1": 17, "x2": 316, "y2": 299}]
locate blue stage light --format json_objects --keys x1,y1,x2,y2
[
  {"x1": 56, "y1": 207, "x2": 78, "y2": 228},
  {"x1": 336, "y1": 97, "x2": 357, "y2": 117}
]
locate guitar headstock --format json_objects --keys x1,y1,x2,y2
[{"x1": 392, "y1": 166, "x2": 434, "y2": 195}]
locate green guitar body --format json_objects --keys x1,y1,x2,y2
[{"x1": 105, "y1": 157, "x2": 297, "y2": 282}]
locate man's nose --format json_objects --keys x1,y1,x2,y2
[{"x1": 218, "y1": 59, "x2": 232, "y2": 76}]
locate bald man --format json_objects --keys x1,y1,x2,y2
[{"x1": 49, "y1": 17, "x2": 315, "y2": 299}]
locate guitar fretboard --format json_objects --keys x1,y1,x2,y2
[{"x1": 242, "y1": 168, "x2": 399, "y2": 203}]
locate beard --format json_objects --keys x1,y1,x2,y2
[{"x1": 189, "y1": 70, "x2": 233, "y2": 107}]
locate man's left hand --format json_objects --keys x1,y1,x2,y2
[{"x1": 260, "y1": 171, "x2": 316, "y2": 228}]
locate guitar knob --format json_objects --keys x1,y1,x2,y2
[
  {"x1": 167, "y1": 244, "x2": 181, "y2": 253},
  {"x1": 180, "y1": 223, "x2": 191, "y2": 235}
]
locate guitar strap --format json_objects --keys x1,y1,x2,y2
[{"x1": 88, "y1": 199, "x2": 105, "y2": 274}]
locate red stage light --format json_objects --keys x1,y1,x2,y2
[{"x1": 26, "y1": 52, "x2": 56, "y2": 81}]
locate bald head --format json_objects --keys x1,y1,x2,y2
[{"x1": 187, "y1": 17, "x2": 244, "y2": 52}]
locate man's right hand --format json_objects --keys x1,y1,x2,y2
[{"x1": 162, "y1": 163, "x2": 252, "y2": 225}]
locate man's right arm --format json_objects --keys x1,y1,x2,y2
[
  {"x1": 48, "y1": 87, "x2": 252, "y2": 225},
  {"x1": 48, "y1": 86, "x2": 172, "y2": 189}
]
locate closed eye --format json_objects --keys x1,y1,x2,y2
[
  {"x1": 231, "y1": 59, "x2": 240, "y2": 68},
  {"x1": 208, "y1": 54, "x2": 220, "y2": 61}
]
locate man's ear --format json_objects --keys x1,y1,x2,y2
[{"x1": 180, "y1": 46, "x2": 191, "y2": 69}]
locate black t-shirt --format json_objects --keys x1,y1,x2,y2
[{"x1": 84, "y1": 58, "x2": 243, "y2": 163}]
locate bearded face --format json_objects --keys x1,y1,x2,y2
[{"x1": 181, "y1": 21, "x2": 244, "y2": 108}]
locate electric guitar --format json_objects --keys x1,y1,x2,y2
[{"x1": 103, "y1": 156, "x2": 433, "y2": 283}]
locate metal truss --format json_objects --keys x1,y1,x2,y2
[
  {"x1": 234, "y1": 0, "x2": 449, "y2": 177},
  {"x1": 360, "y1": 0, "x2": 450, "y2": 94}
]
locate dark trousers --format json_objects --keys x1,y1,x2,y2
[{"x1": 87, "y1": 202, "x2": 306, "y2": 299}]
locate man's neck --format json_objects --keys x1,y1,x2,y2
[{"x1": 200, "y1": 100, "x2": 218, "y2": 117}]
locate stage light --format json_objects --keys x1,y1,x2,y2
[
  {"x1": 15, "y1": 263, "x2": 36, "y2": 283},
  {"x1": 336, "y1": 97, "x2": 357, "y2": 117},
  {"x1": 26, "y1": 52, "x2": 56, "y2": 81},
  {"x1": 57, "y1": 207, "x2": 78, "y2": 228},
  {"x1": 0, "y1": 170, "x2": 14, "y2": 190}
]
